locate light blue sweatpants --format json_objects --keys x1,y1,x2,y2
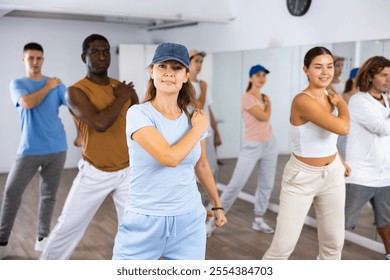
[{"x1": 112, "y1": 204, "x2": 206, "y2": 260}]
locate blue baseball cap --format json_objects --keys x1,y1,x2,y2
[
  {"x1": 349, "y1": 67, "x2": 359, "y2": 80},
  {"x1": 249, "y1": 64, "x2": 270, "y2": 77},
  {"x1": 152, "y1": 43, "x2": 190, "y2": 68}
]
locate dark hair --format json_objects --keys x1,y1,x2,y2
[
  {"x1": 343, "y1": 79, "x2": 354, "y2": 93},
  {"x1": 246, "y1": 82, "x2": 252, "y2": 92},
  {"x1": 82, "y1": 34, "x2": 110, "y2": 54},
  {"x1": 24, "y1": 42, "x2": 43, "y2": 53},
  {"x1": 356, "y1": 56, "x2": 390, "y2": 92},
  {"x1": 143, "y1": 64, "x2": 197, "y2": 118},
  {"x1": 304, "y1": 46, "x2": 333, "y2": 68}
]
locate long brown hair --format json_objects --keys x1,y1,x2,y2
[
  {"x1": 143, "y1": 64, "x2": 198, "y2": 118},
  {"x1": 246, "y1": 82, "x2": 252, "y2": 92},
  {"x1": 356, "y1": 56, "x2": 390, "y2": 92}
]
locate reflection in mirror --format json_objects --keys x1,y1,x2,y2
[{"x1": 212, "y1": 39, "x2": 390, "y2": 255}]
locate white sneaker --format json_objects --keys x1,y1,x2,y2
[
  {"x1": 0, "y1": 245, "x2": 11, "y2": 259},
  {"x1": 385, "y1": 254, "x2": 390, "y2": 260},
  {"x1": 34, "y1": 237, "x2": 48, "y2": 252},
  {"x1": 252, "y1": 219, "x2": 274, "y2": 234},
  {"x1": 206, "y1": 217, "x2": 216, "y2": 238}
]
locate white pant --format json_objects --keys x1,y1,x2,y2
[
  {"x1": 263, "y1": 154, "x2": 345, "y2": 260},
  {"x1": 205, "y1": 134, "x2": 218, "y2": 181},
  {"x1": 40, "y1": 159, "x2": 130, "y2": 259},
  {"x1": 219, "y1": 137, "x2": 278, "y2": 216}
]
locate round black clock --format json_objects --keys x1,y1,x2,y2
[{"x1": 287, "y1": 0, "x2": 311, "y2": 16}]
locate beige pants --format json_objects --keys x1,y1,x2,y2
[{"x1": 263, "y1": 154, "x2": 345, "y2": 260}]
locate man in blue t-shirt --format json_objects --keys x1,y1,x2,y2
[{"x1": 0, "y1": 43, "x2": 67, "y2": 259}]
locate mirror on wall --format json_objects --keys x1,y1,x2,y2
[
  {"x1": 213, "y1": 39, "x2": 390, "y2": 159},
  {"x1": 210, "y1": 38, "x2": 390, "y2": 252}
]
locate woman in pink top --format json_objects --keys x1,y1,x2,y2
[{"x1": 206, "y1": 64, "x2": 278, "y2": 237}]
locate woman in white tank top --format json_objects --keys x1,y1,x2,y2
[{"x1": 263, "y1": 46, "x2": 350, "y2": 260}]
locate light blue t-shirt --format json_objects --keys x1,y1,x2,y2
[
  {"x1": 125, "y1": 102, "x2": 207, "y2": 216},
  {"x1": 10, "y1": 77, "x2": 67, "y2": 155}
]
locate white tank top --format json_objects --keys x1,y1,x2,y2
[
  {"x1": 290, "y1": 91, "x2": 338, "y2": 158},
  {"x1": 290, "y1": 122, "x2": 338, "y2": 157}
]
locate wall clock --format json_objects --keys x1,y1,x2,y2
[{"x1": 287, "y1": 0, "x2": 311, "y2": 16}]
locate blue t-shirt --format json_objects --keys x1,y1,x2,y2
[
  {"x1": 10, "y1": 77, "x2": 68, "y2": 155},
  {"x1": 125, "y1": 102, "x2": 207, "y2": 216}
]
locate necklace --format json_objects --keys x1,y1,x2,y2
[{"x1": 371, "y1": 94, "x2": 383, "y2": 101}]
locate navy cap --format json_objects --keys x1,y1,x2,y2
[
  {"x1": 152, "y1": 43, "x2": 189, "y2": 68},
  {"x1": 249, "y1": 64, "x2": 270, "y2": 77},
  {"x1": 349, "y1": 67, "x2": 359, "y2": 80}
]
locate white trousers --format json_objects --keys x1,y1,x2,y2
[
  {"x1": 205, "y1": 135, "x2": 218, "y2": 181},
  {"x1": 40, "y1": 159, "x2": 130, "y2": 259},
  {"x1": 263, "y1": 154, "x2": 345, "y2": 260}
]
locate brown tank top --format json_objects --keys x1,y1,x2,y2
[{"x1": 73, "y1": 77, "x2": 130, "y2": 171}]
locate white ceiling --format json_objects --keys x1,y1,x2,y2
[{"x1": 0, "y1": 0, "x2": 236, "y2": 30}]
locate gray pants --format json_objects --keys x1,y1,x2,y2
[
  {"x1": 0, "y1": 152, "x2": 66, "y2": 243},
  {"x1": 219, "y1": 137, "x2": 278, "y2": 216}
]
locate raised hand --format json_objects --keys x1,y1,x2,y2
[
  {"x1": 327, "y1": 88, "x2": 346, "y2": 107},
  {"x1": 262, "y1": 94, "x2": 270, "y2": 104},
  {"x1": 113, "y1": 81, "x2": 139, "y2": 105},
  {"x1": 191, "y1": 109, "x2": 209, "y2": 133},
  {"x1": 46, "y1": 77, "x2": 61, "y2": 89}
]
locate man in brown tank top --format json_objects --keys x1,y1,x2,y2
[{"x1": 40, "y1": 34, "x2": 139, "y2": 260}]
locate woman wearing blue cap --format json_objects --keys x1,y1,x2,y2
[
  {"x1": 112, "y1": 43, "x2": 227, "y2": 260},
  {"x1": 206, "y1": 64, "x2": 278, "y2": 237},
  {"x1": 263, "y1": 47, "x2": 350, "y2": 260}
]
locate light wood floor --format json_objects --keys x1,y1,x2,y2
[{"x1": 0, "y1": 156, "x2": 385, "y2": 260}]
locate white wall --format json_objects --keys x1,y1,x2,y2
[
  {"x1": 119, "y1": 44, "x2": 158, "y2": 102},
  {"x1": 150, "y1": 0, "x2": 390, "y2": 53},
  {"x1": 0, "y1": 17, "x2": 151, "y2": 172}
]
